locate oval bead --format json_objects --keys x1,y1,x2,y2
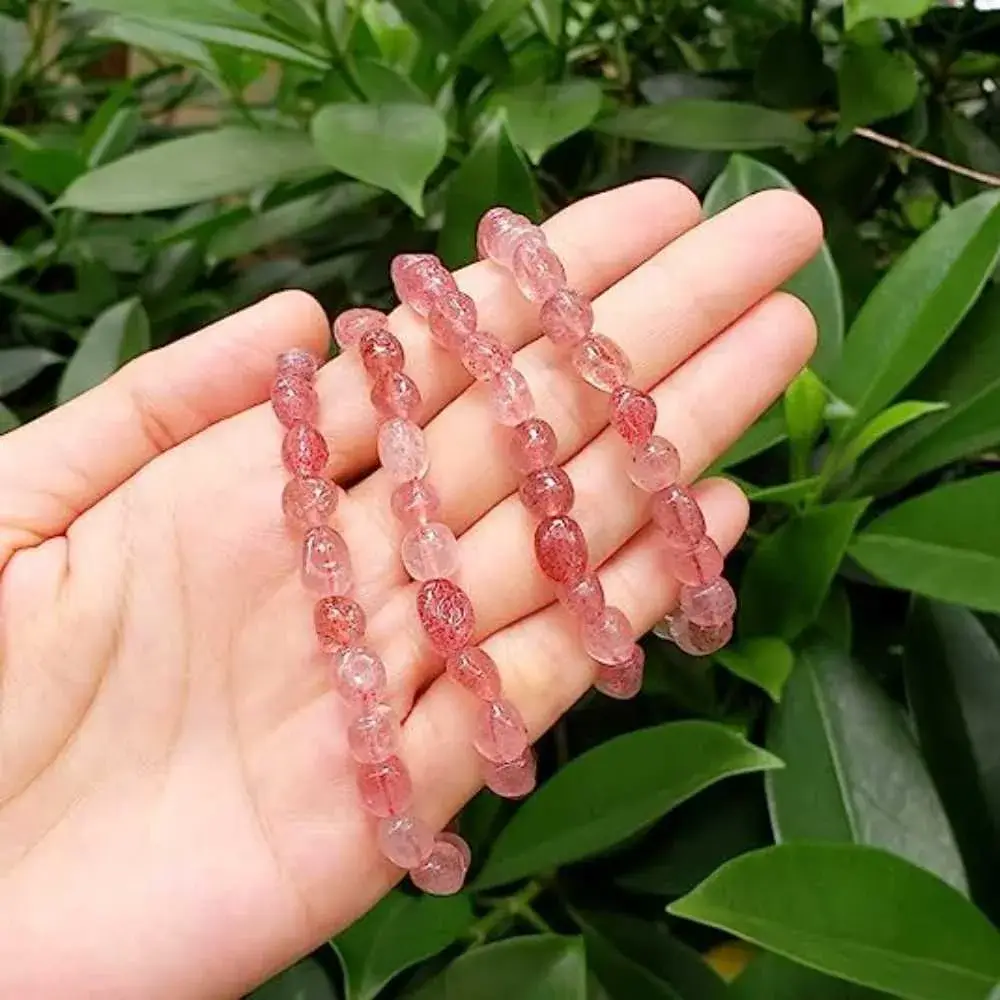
[
  {"x1": 461, "y1": 330, "x2": 512, "y2": 381},
  {"x1": 483, "y1": 749, "x2": 537, "y2": 799},
  {"x1": 651, "y1": 485, "x2": 706, "y2": 549},
  {"x1": 581, "y1": 605, "x2": 635, "y2": 665},
  {"x1": 473, "y1": 698, "x2": 529, "y2": 763},
  {"x1": 277, "y1": 347, "x2": 319, "y2": 380},
  {"x1": 302, "y1": 525, "x2": 353, "y2": 595},
  {"x1": 595, "y1": 644, "x2": 645, "y2": 700},
  {"x1": 509, "y1": 418, "x2": 557, "y2": 475},
  {"x1": 437, "y1": 831, "x2": 473, "y2": 871},
  {"x1": 428, "y1": 290, "x2": 477, "y2": 350},
  {"x1": 359, "y1": 328, "x2": 404, "y2": 380},
  {"x1": 282, "y1": 422, "x2": 328, "y2": 478},
  {"x1": 679, "y1": 577, "x2": 737, "y2": 628},
  {"x1": 333, "y1": 308, "x2": 386, "y2": 350},
  {"x1": 347, "y1": 704, "x2": 400, "y2": 763},
  {"x1": 610, "y1": 386, "x2": 657, "y2": 445},
  {"x1": 370, "y1": 370, "x2": 421, "y2": 420},
  {"x1": 666, "y1": 536, "x2": 724, "y2": 586},
  {"x1": 519, "y1": 465, "x2": 575, "y2": 518},
  {"x1": 314, "y1": 595, "x2": 366, "y2": 650},
  {"x1": 572, "y1": 334, "x2": 632, "y2": 392},
  {"x1": 556, "y1": 572, "x2": 606, "y2": 623},
  {"x1": 271, "y1": 374, "x2": 318, "y2": 428},
  {"x1": 391, "y1": 254, "x2": 456, "y2": 316},
  {"x1": 629, "y1": 435, "x2": 681, "y2": 492},
  {"x1": 378, "y1": 814, "x2": 435, "y2": 869},
  {"x1": 330, "y1": 645, "x2": 387, "y2": 706},
  {"x1": 409, "y1": 838, "x2": 467, "y2": 895},
  {"x1": 282, "y1": 476, "x2": 339, "y2": 529},
  {"x1": 539, "y1": 288, "x2": 593, "y2": 347},
  {"x1": 356, "y1": 755, "x2": 413, "y2": 817},
  {"x1": 670, "y1": 613, "x2": 734, "y2": 656},
  {"x1": 416, "y1": 578, "x2": 476, "y2": 652},
  {"x1": 534, "y1": 515, "x2": 588, "y2": 584},
  {"x1": 401, "y1": 522, "x2": 461, "y2": 581},
  {"x1": 390, "y1": 477, "x2": 441, "y2": 527},
  {"x1": 488, "y1": 367, "x2": 535, "y2": 426},
  {"x1": 378, "y1": 418, "x2": 429, "y2": 482},
  {"x1": 512, "y1": 237, "x2": 567, "y2": 302},
  {"x1": 477, "y1": 209, "x2": 537, "y2": 266},
  {"x1": 446, "y1": 646, "x2": 502, "y2": 701}
]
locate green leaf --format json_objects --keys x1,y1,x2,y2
[
  {"x1": 0, "y1": 244, "x2": 28, "y2": 283},
  {"x1": 93, "y1": 15, "x2": 215, "y2": 70},
  {"x1": 0, "y1": 12, "x2": 29, "y2": 77},
  {"x1": 837, "y1": 46, "x2": 919, "y2": 137},
  {"x1": 60, "y1": 129, "x2": 326, "y2": 213},
  {"x1": 754, "y1": 27, "x2": 831, "y2": 110},
  {"x1": 783, "y1": 367, "x2": 828, "y2": 474},
  {"x1": 68, "y1": 0, "x2": 263, "y2": 28},
  {"x1": 704, "y1": 156, "x2": 843, "y2": 376},
  {"x1": 438, "y1": 118, "x2": 539, "y2": 267},
  {"x1": 497, "y1": 80, "x2": 603, "y2": 165},
  {"x1": 831, "y1": 191, "x2": 1000, "y2": 435},
  {"x1": 837, "y1": 400, "x2": 947, "y2": 470},
  {"x1": 713, "y1": 406, "x2": 786, "y2": 470},
  {"x1": 844, "y1": 0, "x2": 932, "y2": 30},
  {"x1": 767, "y1": 640, "x2": 967, "y2": 891},
  {"x1": 332, "y1": 890, "x2": 473, "y2": 1000},
  {"x1": 0, "y1": 347, "x2": 63, "y2": 396},
  {"x1": 715, "y1": 637, "x2": 794, "y2": 701},
  {"x1": 530, "y1": 0, "x2": 562, "y2": 43},
  {"x1": 739, "y1": 501, "x2": 869, "y2": 640},
  {"x1": 248, "y1": 956, "x2": 339, "y2": 999},
  {"x1": 57, "y1": 298, "x2": 150, "y2": 405},
  {"x1": 384, "y1": 0, "x2": 461, "y2": 50},
  {"x1": 311, "y1": 103, "x2": 446, "y2": 215},
  {"x1": 669, "y1": 844, "x2": 1000, "y2": 1000},
  {"x1": 850, "y1": 474, "x2": 1000, "y2": 612},
  {"x1": 941, "y1": 108, "x2": 1000, "y2": 203},
  {"x1": 0, "y1": 402, "x2": 19, "y2": 433},
  {"x1": 411, "y1": 935, "x2": 587, "y2": 1000},
  {"x1": 474, "y1": 721, "x2": 781, "y2": 889},
  {"x1": 353, "y1": 58, "x2": 428, "y2": 103},
  {"x1": 452, "y1": 0, "x2": 530, "y2": 66},
  {"x1": 731, "y1": 953, "x2": 892, "y2": 1000}
]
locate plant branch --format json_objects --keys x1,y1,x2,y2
[{"x1": 853, "y1": 126, "x2": 1000, "y2": 188}]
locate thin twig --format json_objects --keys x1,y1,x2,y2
[{"x1": 853, "y1": 125, "x2": 1000, "y2": 188}]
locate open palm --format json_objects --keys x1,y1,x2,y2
[{"x1": 0, "y1": 181, "x2": 821, "y2": 999}]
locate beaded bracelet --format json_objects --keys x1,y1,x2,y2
[
  {"x1": 474, "y1": 208, "x2": 736, "y2": 657},
  {"x1": 272, "y1": 347, "x2": 468, "y2": 896},
  {"x1": 333, "y1": 308, "x2": 537, "y2": 806}
]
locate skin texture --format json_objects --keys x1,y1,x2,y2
[{"x1": 0, "y1": 180, "x2": 821, "y2": 999}]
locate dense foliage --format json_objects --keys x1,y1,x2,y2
[{"x1": 2, "y1": 1, "x2": 1000, "y2": 998}]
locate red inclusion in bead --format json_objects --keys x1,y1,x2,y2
[
  {"x1": 314, "y1": 596, "x2": 366, "y2": 650},
  {"x1": 596, "y1": 644, "x2": 644, "y2": 700},
  {"x1": 488, "y1": 367, "x2": 535, "y2": 426},
  {"x1": 477, "y1": 209, "x2": 537, "y2": 266},
  {"x1": 428, "y1": 290, "x2": 477, "y2": 350},
  {"x1": 519, "y1": 465, "x2": 575, "y2": 518},
  {"x1": 629, "y1": 435, "x2": 681, "y2": 492},
  {"x1": 534, "y1": 515, "x2": 588, "y2": 584},
  {"x1": 652, "y1": 485, "x2": 706, "y2": 549},
  {"x1": 679, "y1": 577, "x2": 737, "y2": 628},
  {"x1": 302, "y1": 525, "x2": 353, "y2": 595},
  {"x1": 582, "y1": 605, "x2": 635, "y2": 665},
  {"x1": 331, "y1": 646, "x2": 387, "y2": 705},
  {"x1": 277, "y1": 348, "x2": 318, "y2": 380},
  {"x1": 378, "y1": 814, "x2": 434, "y2": 868},
  {"x1": 410, "y1": 838, "x2": 467, "y2": 895},
  {"x1": 347, "y1": 704, "x2": 400, "y2": 763},
  {"x1": 483, "y1": 749, "x2": 537, "y2": 799},
  {"x1": 474, "y1": 698, "x2": 529, "y2": 763},
  {"x1": 416, "y1": 579, "x2": 476, "y2": 652},
  {"x1": 356, "y1": 755, "x2": 413, "y2": 817},
  {"x1": 539, "y1": 288, "x2": 593, "y2": 347},
  {"x1": 359, "y1": 328, "x2": 404, "y2": 380},
  {"x1": 667, "y1": 537, "x2": 723, "y2": 586},
  {"x1": 390, "y1": 477, "x2": 441, "y2": 527},
  {"x1": 282, "y1": 422, "x2": 329, "y2": 477},
  {"x1": 610, "y1": 386, "x2": 657, "y2": 445},
  {"x1": 509, "y1": 418, "x2": 557, "y2": 475},
  {"x1": 573, "y1": 334, "x2": 632, "y2": 392},
  {"x1": 513, "y1": 238, "x2": 567, "y2": 302},
  {"x1": 461, "y1": 330, "x2": 512, "y2": 381},
  {"x1": 333, "y1": 308, "x2": 386, "y2": 350},
  {"x1": 271, "y1": 374, "x2": 318, "y2": 428},
  {"x1": 282, "y1": 476, "x2": 339, "y2": 529},
  {"x1": 446, "y1": 646, "x2": 502, "y2": 700},
  {"x1": 391, "y1": 254, "x2": 456, "y2": 316},
  {"x1": 556, "y1": 572, "x2": 605, "y2": 622},
  {"x1": 370, "y1": 370, "x2": 421, "y2": 420},
  {"x1": 670, "y1": 614, "x2": 733, "y2": 656}
]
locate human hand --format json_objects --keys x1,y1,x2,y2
[{"x1": 0, "y1": 180, "x2": 821, "y2": 999}]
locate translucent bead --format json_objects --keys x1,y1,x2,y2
[
  {"x1": 534, "y1": 515, "x2": 588, "y2": 584},
  {"x1": 539, "y1": 288, "x2": 593, "y2": 347},
  {"x1": 446, "y1": 646, "x2": 502, "y2": 700},
  {"x1": 670, "y1": 614, "x2": 733, "y2": 656},
  {"x1": 629, "y1": 435, "x2": 681, "y2": 492},
  {"x1": 409, "y1": 838, "x2": 467, "y2": 895},
  {"x1": 572, "y1": 334, "x2": 632, "y2": 392},
  {"x1": 667, "y1": 537, "x2": 724, "y2": 586},
  {"x1": 378, "y1": 814, "x2": 435, "y2": 869},
  {"x1": 390, "y1": 477, "x2": 441, "y2": 527},
  {"x1": 652, "y1": 485, "x2": 706, "y2": 550},
  {"x1": 356, "y1": 755, "x2": 413, "y2": 817},
  {"x1": 513, "y1": 238, "x2": 567, "y2": 303},
  {"x1": 679, "y1": 577, "x2": 737, "y2": 628},
  {"x1": 428, "y1": 290, "x2": 477, "y2": 351},
  {"x1": 314, "y1": 596, "x2": 366, "y2": 651},
  {"x1": 302, "y1": 525, "x2": 353, "y2": 595},
  {"x1": 371, "y1": 371, "x2": 421, "y2": 420},
  {"x1": 519, "y1": 465, "x2": 574, "y2": 518},
  {"x1": 331, "y1": 645, "x2": 387, "y2": 706},
  {"x1": 474, "y1": 698, "x2": 529, "y2": 763},
  {"x1": 282, "y1": 422, "x2": 328, "y2": 478},
  {"x1": 556, "y1": 572, "x2": 605, "y2": 622},
  {"x1": 477, "y1": 208, "x2": 538, "y2": 267},
  {"x1": 277, "y1": 348, "x2": 318, "y2": 380},
  {"x1": 581, "y1": 605, "x2": 635, "y2": 665},
  {"x1": 610, "y1": 386, "x2": 657, "y2": 445},
  {"x1": 488, "y1": 367, "x2": 535, "y2": 426},
  {"x1": 347, "y1": 704, "x2": 400, "y2": 763},
  {"x1": 333, "y1": 308, "x2": 386, "y2": 350},
  {"x1": 461, "y1": 330, "x2": 512, "y2": 381},
  {"x1": 509, "y1": 418, "x2": 557, "y2": 475},
  {"x1": 596, "y1": 644, "x2": 644, "y2": 700},
  {"x1": 438, "y1": 831, "x2": 472, "y2": 871},
  {"x1": 271, "y1": 374, "x2": 318, "y2": 428},
  {"x1": 401, "y1": 522, "x2": 461, "y2": 581},
  {"x1": 359, "y1": 328, "x2": 404, "y2": 380},
  {"x1": 378, "y1": 418, "x2": 429, "y2": 482},
  {"x1": 282, "y1": 476, "x2": 339, "y2": 529},
  {"x1": 416, "y1": 579, "x2": 475, "y2": 652},
  {"x1": 391, "y1": 254, "x2": 457, "y2": 317},
  {"x1": 483, "y1": 749, "x2": 537, "y2": 799}
]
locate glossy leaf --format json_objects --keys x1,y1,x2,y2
[
  {"x1": 93, "y1": 15, "x2": 216, "y2": 71},
  {"x1": 531, "y1": 0, "x2": 562, "y2": 43},
  {"x1": 249, "y1": 956, "x2": 339, "y2": 999},
  {"x1": 850, "y1": 474, "x2": 1000, "y2": 612},
  {"x1": 0, "y1": 13, "x2": 29, "y2": 76},
  {"x1": 68, "y1": 0, "x2": 263, "y2": 28},
  {"x1": 754, "y1": 27, "x2": 830, "y2": 110},
  {"x1": 941, "y1": 108, "x2": 1000, "y2": 203},
  {"x1": 731, "y1": 953, "x2": 892, "y2": 1000},
  {"x1": 669, "y1": 844, "x2": 1000, "y2": 1000},
  {"x1": 353, "y1": 58, "x2": 428, "y2": 104},
  {"x1": 497, "y1": 80, "x2": 603, "y2": 164},
  {"x1": 838, "y1": 400, "x2": 948, "y2": 470},
  {"x1": 0, "y1": 347, "x2": 63, "y2": 396},
  {"x1": 767, "y1": 640, "x2": 967, "y2": 891},
  {"x1": 332, "y1": 890, "x2": 473, "y2": 1000},
  {"x1": 740, "y1": 477, "x2": 821, "y2": 506},
  {"x1": 844, "y1": 0, "x2": 931, "y2": 29},
  {"x1": 452, "y1": 0, "x2": 530, "y2": 65},
  {"x1": 837, "y1": 46, "x2": 918, "y2": 136},
  {"x1": 311, "y1": 103, "x2": 446, "y2": 215},
  {"x1": 0, "y1": 244, "x2": 28, "y2": 283},
  {"x1": 715, "y1": 637, "x2": 794, "y2": 701},
  {"x1": 713, "y1": 406, "x2": 786, "y2": 470},
  {"x1": 474, "y1": 722, "x2": 781, "y2": 889}
]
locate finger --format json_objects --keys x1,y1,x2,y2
[{"x1": 0, "y1": 291, "x2": 329, "y2": 561}]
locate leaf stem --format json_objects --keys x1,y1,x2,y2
[
  {"x1": 466, "y1": 879, "x2": 545, "y2": 947},
  {"x1": 852, "y1": 126, "x2": 1000, "y2": 188}
]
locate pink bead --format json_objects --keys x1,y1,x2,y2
[
  {"x1": 629, "y1": 435, "x2": 681, "y2": 492},
  {"x1": 581, "y1": 605, "x2": 635, "y2": 665},
  {"x1": 509, "y1": 418, "x2": 557, "y2": 474},
  {"x1": 302, "y1": 525, "x2": 353, "y2": 595},
  {"x1": 519, "y1": 465, "x2": 575, "y2": 518},
  {"x1": 356, "y1": 755, "x2": 413, "y2": 817},
  {"x1": 401, "y1": 522, "x2": 461, "y2": 581},
  {"x1": 652, "y1": 485, "x2": 707, "y2": 550},
  {"x1": 391, "y1": 254, "x2": 456, "y2": 316},
  {"x1": 271, "y1": 374, "x2": 319, "y2": 428},
  {"x1": 391, "y1": 477, "x2": 441, "y2": 527},
  {"x1": 370, "y1": 371, "x2": 421, "y2": 420},
  {"x1": 461, "y1": 330, "x2": 512, "y2": 381},
  {"x1": 556, "y1": 572, "x2": 606, "y2": 622},
  {"x1": 333, "y1": 308, "x2": 386, "y2": 350},
  {"x1": 488, "y1": 367, "x2": 535, "y2": 426},
  {"x1": 446, "y1": 646, "x2": 502, "y2": 700},
  {"x1": 416, "y1": 578, "x2": 475, "y2": 652},
  {"x1": 572, "y1": 334, "x2": 632, "y2": 392},
  {"x1": 378, "y1": 814, "x2": 434, "y2": 869},
  {"x1": 483, "y1": 749, "x2": 536, "y2": 799},
  {"x1": 670, "y1": 614, "x2": 733, "y2": 656},
  {"x1": 314, "y1": 596, "x2": 366, "y2": 651},
  {"x1": 438, "y1": 831, "x2": 472, "y2": 871},
  {"x1": 596, "y1": 644, "x2": 644, "y2": 700},
  {"x1": 281, "y1": 476, "x2": 339, "y2": 529},
  {"x1": 428, "y1": 290, "x2": 477, "y2": 350},
  {"x1": 378, "y1": 418, "x2": 429, "y2": 482},
  {"x1": 474, "y1": 698, "x2": 529, "y2": 763},
  {"x1": 282, "y1": 422, "x2": 328, "y2": 477},
  {"x1": 409, "y1": 838, "x2": 467, "y2": 895},
  {"x1": 347, "y1": 704, "x2": 400, "y2": 763},
  {"x1": 331, "y1": 645, "x2": 387, "y2": 706},
  {"x1": 513, "y1": 237, "x2": 567, "y2": 303},
  {"x1": 477, "y1": 208, "x2": 537, "y2": 267},
  {"x1": 610, "y1": 386, "x2": 657, "y2": 445},
  {"x1": 277, "y1": 348, "x2": 318, "y2": 380},
  {"x1": 679, "y1": 577, "x2": 737, "y2": 628},
  {"x1": 534, "y1": 515, "x2": 588, "y2": 584},
  {"x1": 539, "y1": 288, "x2": 593, "y2": 347},
  {"x1": 667, "y1": 536, "x2": 724, "y2": 586},
  {"x1": 359, "y1": 328, "x2": 404, "y2": 380}
]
